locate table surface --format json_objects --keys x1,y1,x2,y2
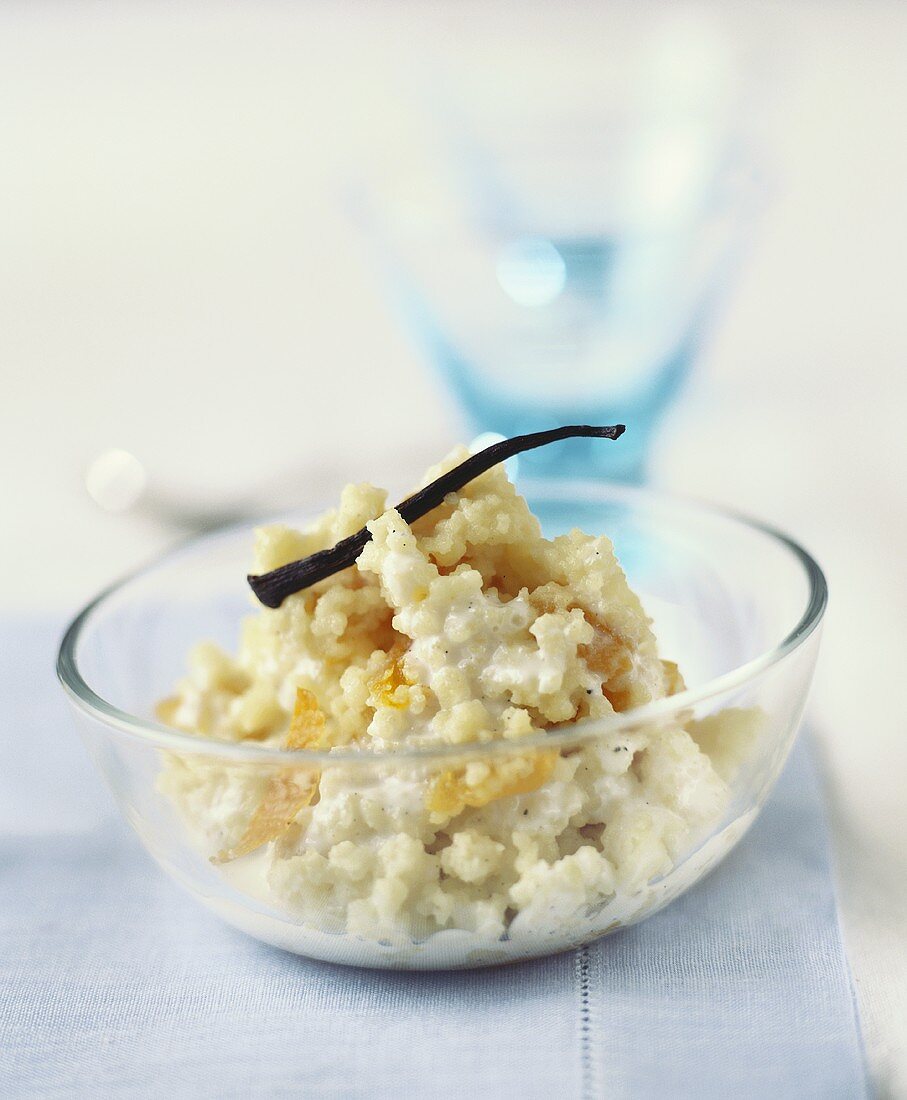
[{"x1": 3, "y1": 3, "x2": 905, "y2": 1095}]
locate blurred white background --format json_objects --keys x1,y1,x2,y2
[{"x1": 2, "y1": 1, "x2": 905, "y2": 1092}]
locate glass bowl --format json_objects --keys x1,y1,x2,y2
[{"x1": 57, "y1": 480, "x2": 826, "y2": 970}]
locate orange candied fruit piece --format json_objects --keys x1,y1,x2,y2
[
  {"x1": 212, "y1": 687, "x2": 327, "y2": 864},
  {"x1": 212, "y1": 772, "x2": 317, "y2": 864},
  {"x1": 287, "y1": 686, "x2": 330, "y2": 750},
  {"x1": 427, "y1": 750, "x2": 558, "y2": 818},
  {"x1": 369, "y1": 653, "x2": 412, "y2": 710}
]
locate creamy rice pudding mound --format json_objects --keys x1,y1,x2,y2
[{"x1": 158, "y1": 447, "x2": 751, "y2": 942}]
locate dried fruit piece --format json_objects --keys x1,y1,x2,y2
[
  {"x1": 212, "y1": 772, "x2": 317, "y2": 864},
  {"x1": 427, "y1": 750, "x2": 558, "y2": 818},
  {"x1": 369, "y1": 650, "x2": 412, "y2": 710},
  {"x1": 528, "y1": 590, "x2": 643, "y2": 713},
  {"x1": 580, "y1": 624, "x2": 635, "y2": 711},
  {"x1": 212, "y1": 688, "x2": 327, "y2": 863},
  {"x1": 287, "y1": 686, "x2": 329, "y2": 749}
]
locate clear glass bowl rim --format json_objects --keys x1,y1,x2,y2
[{"x1": 56, "y1": 479, "x2": 827, "y2": 766}]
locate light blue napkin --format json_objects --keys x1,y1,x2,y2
[{"x1": 1, "y1": 620, "x2": 867, "y2": 1098}]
